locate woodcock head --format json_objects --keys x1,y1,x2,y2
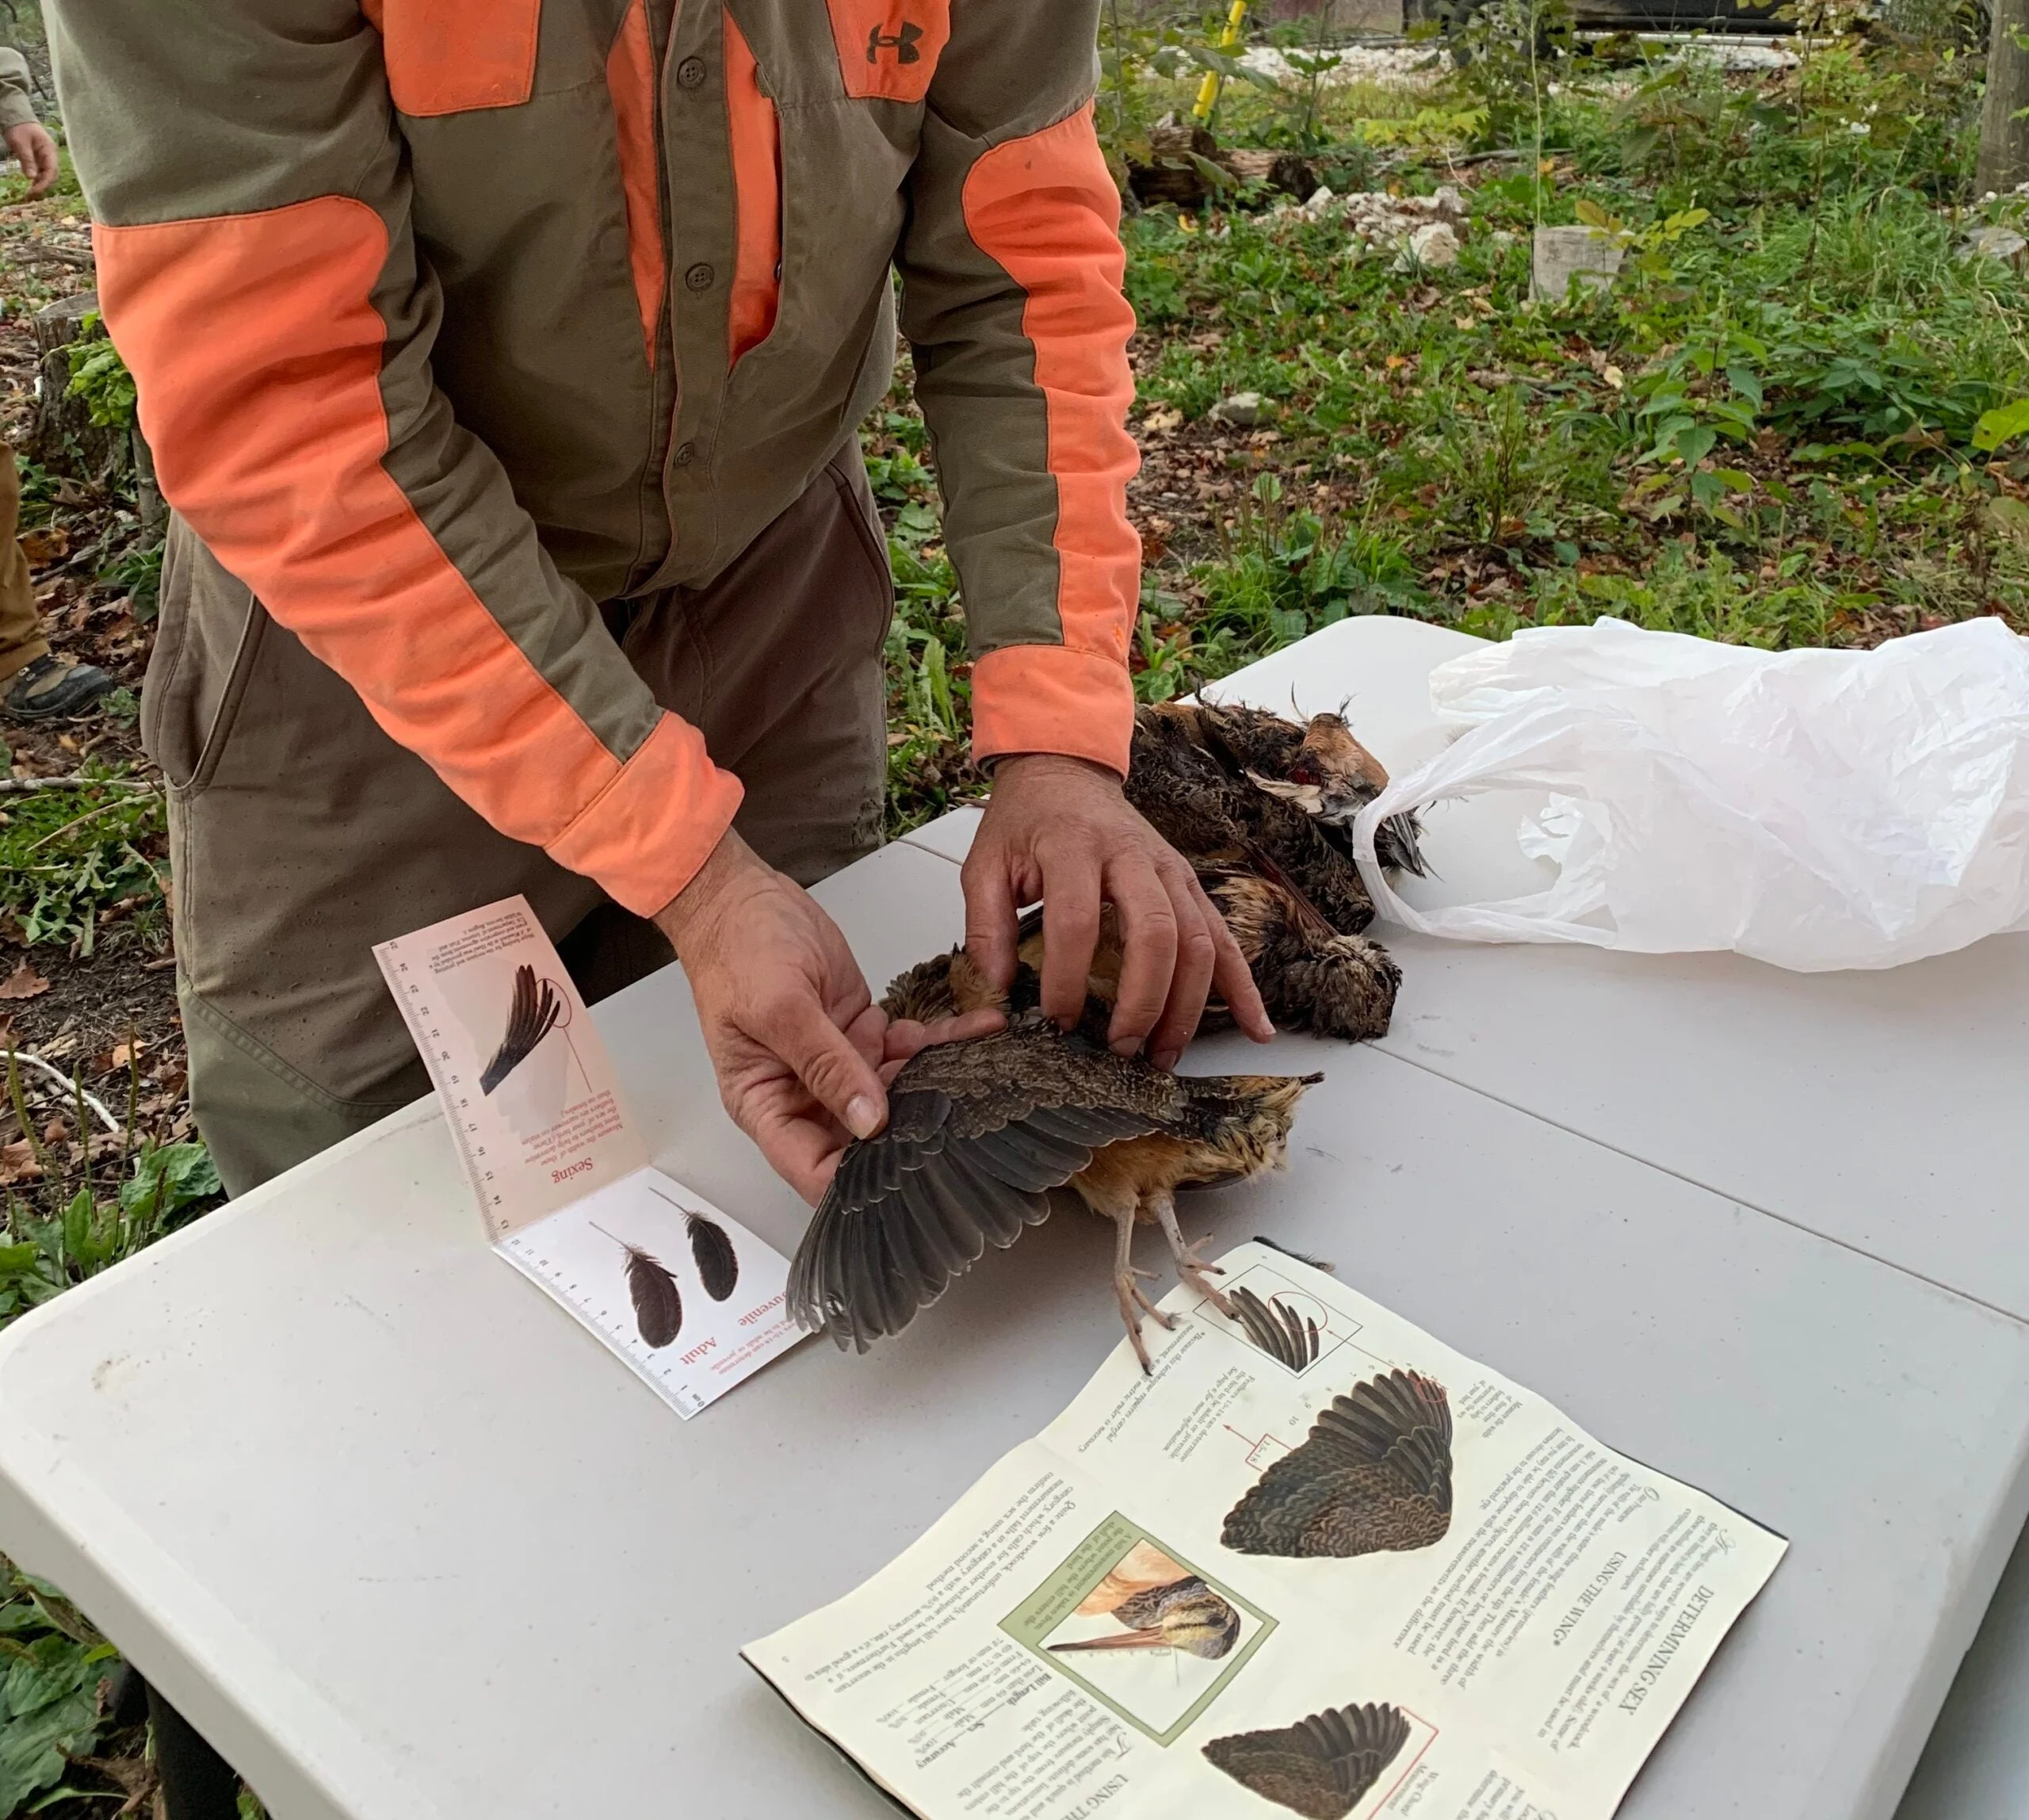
[{"x1": 1049, "y1": 1574, "x2": 1242, "y2": 1661}]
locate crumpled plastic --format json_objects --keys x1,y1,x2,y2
[{"x1": 1350, "y1": 615, "x2": 2029, "y2": 970}]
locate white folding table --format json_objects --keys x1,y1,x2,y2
[{"x1": 0, "y1": 618, "x2": 2022, "y2": 1820}]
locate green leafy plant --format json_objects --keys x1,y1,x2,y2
[{"x1": 63, "y1": 314, "x2": 137, "y2": 433}]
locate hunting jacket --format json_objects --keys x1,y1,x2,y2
[
  {"x1": 0, "y1": 48, "x2": 36, "y2": 132},
  {"x1": 46, "y1": 0, "x2": 1141, "y2": 916}
]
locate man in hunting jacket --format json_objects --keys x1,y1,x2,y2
[{"x1": 46, "y1": 0, "x2": 1272, "y2": 1206}]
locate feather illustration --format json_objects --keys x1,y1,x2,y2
[
  {"x1": 1204, "y1": 1701, "x2": 1411, "y2": 1818},
  {"x1": 480, "y1": 964, "x2": 562, "y2": 1095},
  {"x1": 595, "y1": 1225, "x2": 683, "y2": 1348},
  {"x1": 1230, "y1": 1284, "x2": 1320, "y2": 1368},
  {"x1": 1222, "y1": 1370, "x2": 1453, "y2": 1558},
  {"x1": 686, "y1": 1209, "x2": 740, "y2": 1302}
]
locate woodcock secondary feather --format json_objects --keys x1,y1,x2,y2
[{"x1": 789, "y1": 702, "x2": 1422, "y2": 1369}]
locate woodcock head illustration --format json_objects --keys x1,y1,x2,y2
[
  {"x1": 1203, "y1": 1701, "x2": 1412, "y2": 1819},
  {"x1": 1049, "y1": 1571, "x2": 1241, "y2": 1661},
  {"x1": 1222, "y1": 1370, "x2": 1454, "y2": 1558}
]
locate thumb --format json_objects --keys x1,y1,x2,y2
[{"x1": 767, "y1": 994, "x2": 889, "y2": 1141}]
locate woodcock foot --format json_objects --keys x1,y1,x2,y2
[
  {"x1": 1114, "y1": 1265, "x2": 1176, "y2": 1374},
  {"x1": 1152, "y1": 1195, "x2": 1236, "y2": 1319}
]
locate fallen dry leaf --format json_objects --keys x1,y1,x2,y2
[
  {"x1": 0, "y1": 1140, "x2": 38, "y2": 1184},
  {"x1": 0, "y1": 962, "x2": 50, "y2": 1000},
  {"x1": 40, "y1": 1118, "x2": 66, "y2": 1146}
]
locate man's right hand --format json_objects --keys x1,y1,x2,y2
[
  {"x1": 4, "y1": 123, "x2": 57, "y2": 201},
  {"x1": 654, "y1": 831, "x2": 1000, "y2": 1205}
]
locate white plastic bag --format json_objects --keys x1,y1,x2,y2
[{"x1": 1350, "y1": 615, "x2": 2029, "y2": 970}]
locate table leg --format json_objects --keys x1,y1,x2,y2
[{"x1": 143, "y1": 1681, "x2": 243, "y2": 1819}]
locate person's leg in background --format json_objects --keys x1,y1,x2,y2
[{"x1": 0, "y1": 439, "x2": 113, "y2": 720}]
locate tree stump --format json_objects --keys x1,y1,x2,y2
[{"x1": 29, "y1": 291, "x2": 128, "y2": 481}]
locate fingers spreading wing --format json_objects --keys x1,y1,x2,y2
[{"x1": 788, "y1": 1032, "x2": 1171, "y2": 1352}]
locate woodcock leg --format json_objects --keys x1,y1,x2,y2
[
  {"x1": 1150, "y1": 1191, "x2": 1237, "y2": 1318},
  {"x1": 1107, "y1": 1199, "x2": 1175, "y2": 1373}
]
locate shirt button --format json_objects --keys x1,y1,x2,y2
[
  {"x1": 686, "y1": 262, "x2": 715, "y2": 292},
  {"x1": 673, "y1": 442, "x2": 696, "y2": 467},
  {"x1": 677, "y1": 56, "x2": 706, "y2": 88}
]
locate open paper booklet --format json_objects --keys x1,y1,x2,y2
[
  {"x1": 747, "y1": 1243, "x2": 1785, "y2": 1820},
  {"x1": 373, "y1": 894, "x2": 802, "y2": 1417}
]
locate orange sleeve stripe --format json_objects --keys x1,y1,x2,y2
[
  {"x1": 961, "y1": 104, "x2": 1141, "y2": 767},
  {"x1": 970, "y1": 644, "x2": 1135, "y2": 777},
  {"x1": 372, "y1": 0, "x2": 542, "y2": 117},
  {"x1": 606, "y1": 0, "x2": 665, "y2": 369},
  {"x1": 95, "y1": 197, "x2": 741, "y2": 916},
  {"x1": 723, "y1": 11, "x2": 781, "y2": 368}
]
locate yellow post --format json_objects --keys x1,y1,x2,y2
[{"x1": 1192, "y1": 0, "x2": 1250, "y2": 122}]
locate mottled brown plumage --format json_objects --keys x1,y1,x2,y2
[
  {"x1": 1123, "y1": 703, "x2": 1416, "y2": 1038},
  {"x1": 1204, "y1": 1702, "x2": 1412, "y2": 1819},
  {"x1": 1222, "y1": 1370, "x2": 1453, "y2": 1558},
  {"x1": 1192, "y1": 700, "x2": 1427, "y2": 878},
  {"x1": 788, "y1": 986, "x2": 1320, "y2": 1368}
]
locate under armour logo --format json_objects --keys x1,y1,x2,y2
[{"x1": 866, "y1": 20, "x2": 923, "y2": 63}]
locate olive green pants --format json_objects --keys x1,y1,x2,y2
[
  {"x1": 148, "y1": 446, "x2": 893, "y2": 1195},
  {"x1": 0, "y1": 441, "x2": 51, "y2": 683}
]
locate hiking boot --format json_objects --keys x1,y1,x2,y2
[{"x1": 2, "y1": 653, "x2": 115, "y2": 721}]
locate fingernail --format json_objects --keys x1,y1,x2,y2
[
  {"x1": 1152, "y1": 1048, "x2": 1181, "y2": 1072},
  {"x1": 1110, "y1": 1036, "x2": 1141, "y2": 1058},
  {"x1": 846, "y1": 1095, "x2": 881, "y2": 1140}
]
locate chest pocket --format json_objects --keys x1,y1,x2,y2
[
  {"x1": 824, "y1": 0, "x2": 948, "y2": 102},
  {"x1": 364, "y1": 0, "x2": 544, "y2": 116}
]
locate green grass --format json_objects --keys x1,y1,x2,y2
[
  {"x1": 0, "y1": 773, "x2": 166, "y2": 960},
  {"x1": 873, "y1": 15, "x2": 2027, "y2": 827}
]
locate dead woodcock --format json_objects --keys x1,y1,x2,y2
[
  {"x1": 786, "y1": 942, "x2": 1321, "y2": 1371},
  {"x1": 789, "y1": 702, "x2": 1420, "y2": 1369},
  {"x1": 1124, "y1": 702, "x2": 1423, "y2": 1042}
]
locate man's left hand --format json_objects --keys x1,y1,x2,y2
[
  {"x1": 962, "y1": 753, "x2": 1274, "y2": 1071},
  {"x1": 5, "y1": 124, "x2": 58, "y2": 201}
]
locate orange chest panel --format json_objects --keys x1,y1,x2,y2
[{"x1": 365, "y1": 0, "x2": 952, "y2": 113}]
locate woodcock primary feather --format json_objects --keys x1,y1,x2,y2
[
  {"x1": 1222, "y1": 1370, "x2": 1454, "y2": 1558},
  {"x1": 1228, "y1": 1285, "x2": 1321, "y2": 1370},
  {"x1": 1203, "y1": 1702, "x2": 1412, "y2": 1819}
]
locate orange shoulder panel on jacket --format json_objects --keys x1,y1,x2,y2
[
  {"x1": 723, "y1": 11, "x2": 781, "y2": 367},
  {"x1": 93, "y1": 197, "x2": 741, "y2": 914},
  {"x1": 963, "y1": 105, "x2": 1141, "y2": 765},
  {"x1": 370, "y1": 0, "x2": 542, "y2": 117},
  {"x1": 824, "y1": 0, "x2": 948, "y2": 103},
  {"x1": 606, "y1": 0, "x2": 663, "y2": 366}
]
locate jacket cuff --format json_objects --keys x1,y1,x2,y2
[
  {"x1": 971, "y1": 643, "x2": 1134, "y2": 778},
  {"x1": 545, "y1": 712, "x2": 745, "y2": 917},
  {"x1": 0, "y1": 95, "x2": 38, "y2": 133}
]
